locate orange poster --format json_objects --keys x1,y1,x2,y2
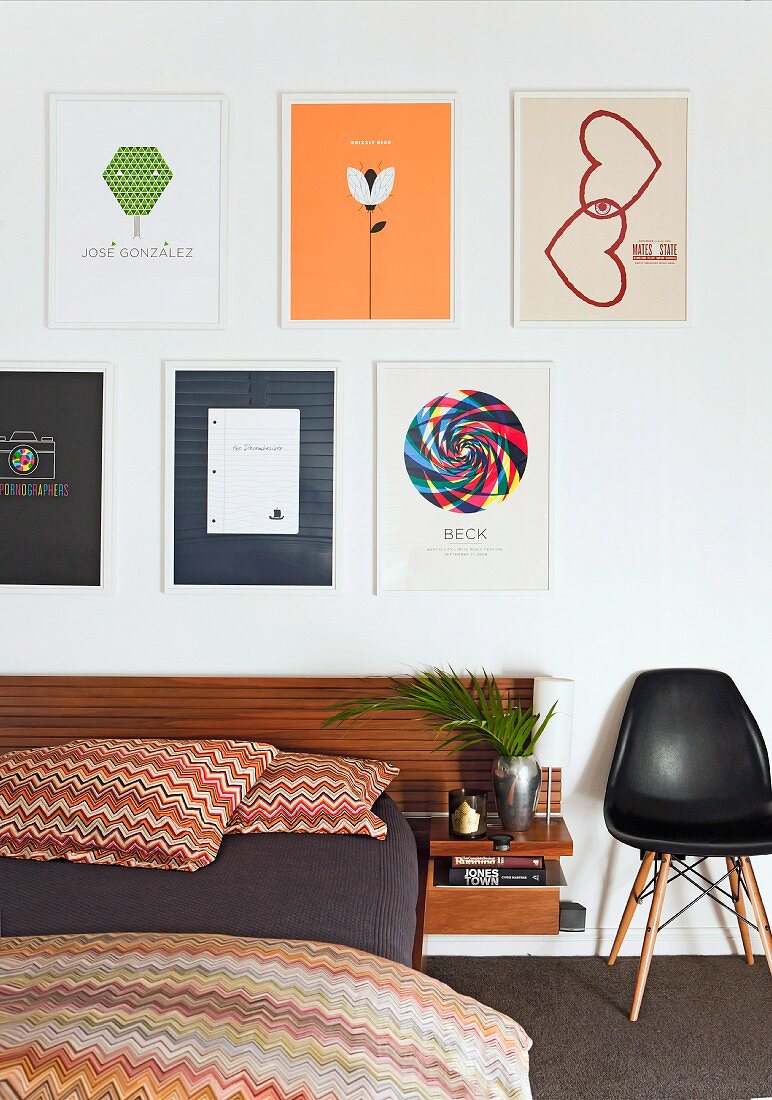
[{"x1": 284, "y1": 96, "x2": 455, "y2": 323}]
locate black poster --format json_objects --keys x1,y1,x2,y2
[
  {"x1": 0, "y1": 370, "x2": 105, "y2": 587},
  {"x1": 173, "y1": 368, "x2": 335, "y2": 587}
]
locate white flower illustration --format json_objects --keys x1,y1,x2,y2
[{"x1": 346, "y1": 167, "x2": 395, "y2": 210}]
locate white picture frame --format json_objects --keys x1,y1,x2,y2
[
  {"x1": 164, "y1": 361, "x2": 339, "y2": 594},
  {"x1": 48, "y1": 93, "x2": 229, "y2": 329},
  {"x1": 513, "y1": 89, "x2": 690, "y2": 328},
  {"x1": 0, "y1": 361, "x2": 115, "y2": 595},
  {"x1": 281, "y1": 92, "x2": 460, "y2": 328},
  {"x1": 377, "y1": 361, "x2": 553, "y2": 596}
]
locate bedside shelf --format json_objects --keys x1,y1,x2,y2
[
  {"x1": 411, "y1": 815, "x2": 574, "y2": 968},
  {"x1": 428, "y1": 816, "x2": 573, "y2": 858}
]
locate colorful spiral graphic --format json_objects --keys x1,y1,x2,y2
[
  {"x1": 9, "y1": 446, "x2": 38, "y2": 475},
  {"x1": 403, "y1": 389, "x2": 528, "y2": 513}
]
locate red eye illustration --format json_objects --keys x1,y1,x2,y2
[{"x1": 586, "y1": 198, "x2": 621, "y2": 219}]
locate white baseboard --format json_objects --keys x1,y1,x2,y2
[{"x1": 426, "y1": 926, "x2": 766, "y2": 957}]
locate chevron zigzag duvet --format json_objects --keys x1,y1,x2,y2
[{"x1": 0, "y1": 932, "x2": 533, "y2": 1100}]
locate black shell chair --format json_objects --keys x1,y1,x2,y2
[{"x1": 604, "y1": 669, "x2": 772, "y2": 1020}]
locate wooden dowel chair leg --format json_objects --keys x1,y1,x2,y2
[
  {"x1": 740, "y1": 857, "x2": 772, "y2": 975},
  {"x1": 726, "y1": 858, "x2": 754, "y2": 965},
  {"x1": 608, "y1": 851, "x2": 655, "y2": 966},
  {"x1": 629, "y1": 854, "x2": 671, "y2": 1022}
]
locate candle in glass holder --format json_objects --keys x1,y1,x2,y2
[{"x1": 448, "y1": 788, "x2": 488, "y2": 839}]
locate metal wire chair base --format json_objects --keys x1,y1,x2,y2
[{"x1": 635, "y1": 855, "x2": 759, "y2": 934}]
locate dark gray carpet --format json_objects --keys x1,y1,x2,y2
[{"x1": 428, "y1": 955, "x2": 772, "y2": 1100}]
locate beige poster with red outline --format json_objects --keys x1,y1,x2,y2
[{"x1": 516, "y1": 94, "x2": 688, "y2": 323}]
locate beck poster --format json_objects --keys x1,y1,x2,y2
[
  {"x1": 48, "y1": 94, "x2": 228, "y2": 328},
  {"x1": 166, "y1": 362, "x2": 337, "y2": 590},
  {"x1": 0, "y1": 364, "x2": 113, "y2": 591},
  {"x1": 514, "y1": 92, "x2": 688, "y2": 324},
  {"x1": 283, "y1": 94, "x2": 457, "y2": 324},
  {"x1": 377, "y1": 363, "x2": 551, "y2": 593}
]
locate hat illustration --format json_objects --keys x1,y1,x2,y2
[{"x1": 269, "y1": 508, "x2": 284, "y2": 520}]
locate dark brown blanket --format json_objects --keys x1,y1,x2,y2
[{"x1": 0, "y1": 795, "x2": 417, "y2": 966}]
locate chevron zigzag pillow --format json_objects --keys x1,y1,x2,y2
[
  {"x1": 0, "y1": 738, "x2": 277, "y2": 871},
  {"x1": 226, "y1": 751, "x2": 399, "y2": 840}
]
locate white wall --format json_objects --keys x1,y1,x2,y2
[{"x1": 1, "y1": 0, "x2": 770, "y2": 955}]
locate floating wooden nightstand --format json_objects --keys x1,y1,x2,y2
[{"x1": 412, "y1": 816, "x2": 574, "y2": 970}]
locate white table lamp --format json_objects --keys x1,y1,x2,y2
[{"x1": 533, "y1": 677, "x2": 574, "y2": 824}]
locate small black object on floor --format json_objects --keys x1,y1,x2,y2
[{"x1": 428, "y1": 955, "x2": 772, "y2": 1100}]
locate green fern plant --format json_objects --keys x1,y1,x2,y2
[{"x1": 324, "y1": 667, "x2": 556, "y2": 758}]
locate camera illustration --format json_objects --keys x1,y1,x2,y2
[{"x1": 0, "y1": 431, "x2": 56, "y2": 480}]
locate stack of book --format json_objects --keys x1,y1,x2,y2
[{"x1": 447, "y1": 853, "x2": 546, "y2": 887}]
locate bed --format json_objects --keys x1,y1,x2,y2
[{"x1": 0, "y1": 675, "x2": 537, "y2": 1099}]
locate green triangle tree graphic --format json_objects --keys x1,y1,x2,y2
[{"x1": 102, "y1": 147, "x2": 172, "y2": 238}]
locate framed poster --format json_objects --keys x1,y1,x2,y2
[
  {"x1": 377, "y1": 362, "x2": 551, "y2": 594},
  {"x1": 48, "y1": 93, "x2": 228, "y2": 328},
  {"x1": 282, "y1": 93, "x2": 458, "y2": 326},
  {"x1": 165, "y1": 362, "x2": 337, "y2": 592},
  {"x1": 514, "y1": 91, "x2": 689, "y2": 325},
  {"x1": 0, "y1": 363, "x2": 114, "y2": 593}
]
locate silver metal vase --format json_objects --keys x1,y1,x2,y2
[{"x1": 491, "y1": 755, "x2": 542, "y2": 832}]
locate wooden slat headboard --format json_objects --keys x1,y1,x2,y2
[{"x1": 0, "y1": 676, "x2": 560, "y2": 816}]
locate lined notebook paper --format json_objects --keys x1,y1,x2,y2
[{"x1": 206, "y1": 408, "x2": 300, "y2": 535}]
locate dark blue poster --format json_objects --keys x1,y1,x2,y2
[{"x1": 171, "y1": 366, "x2": 336, "y2": 587}]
